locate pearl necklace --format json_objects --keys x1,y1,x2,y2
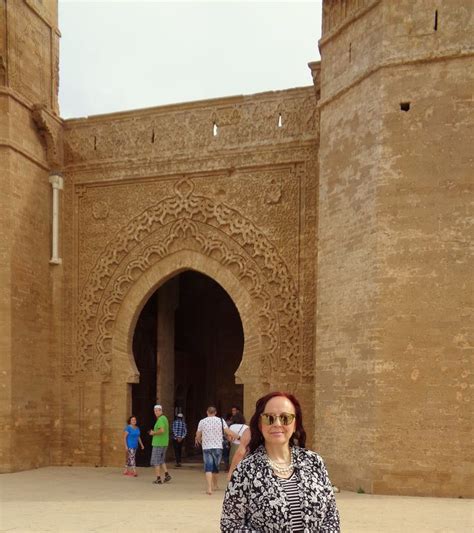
[{"x1": 267, "y1": 455, "x2": 294, "y2": 474}]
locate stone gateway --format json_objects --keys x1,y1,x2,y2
[{"x1": 0, "y1": 0, "x2": 472, "y2": 498}]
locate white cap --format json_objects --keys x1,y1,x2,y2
[{"x1": 154, "y1": 404, "x2": 162, "y2": 410}]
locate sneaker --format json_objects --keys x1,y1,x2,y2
[
  {"x1": 123, "y1": 469, "x2": 128, "y2": 475},
  {"x1": 164, "y1": 473, "x2": 172, "y2": 483},
  {"x1": 153, "y1": 477, "x2": 162, "y2": 484}
]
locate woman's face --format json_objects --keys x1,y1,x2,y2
[
  {"x1": 130, "y1": 417, "x2": 137, "y2": 426},
  {"x1": 259, "y1": 396, "x2": 296, "y2": 447}
]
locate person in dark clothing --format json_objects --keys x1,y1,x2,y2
[{"x1": 171, "y1": 413, "x2": 187, "y2": 467}]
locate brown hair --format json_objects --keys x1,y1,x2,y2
[{"x1": 248, "y1": 392, "x2": 306, "y2": 454}]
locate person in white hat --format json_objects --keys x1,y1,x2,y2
[{"x1": 148, "y1": 405, "x2": 171, "y2": 484}]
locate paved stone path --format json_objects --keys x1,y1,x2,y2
[{"x1": 1, "y1": 465, "x2": 472, "y2": 532}]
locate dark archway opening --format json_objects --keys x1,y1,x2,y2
[
  {"x1": 131, "y1": 295, "x2": 157, "y2": 466},
  {"x1": 132, "y1": 270, "x2": 244, "y2": 466}
]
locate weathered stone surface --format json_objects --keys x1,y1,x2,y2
[
  {"x1": 61, "y1": 87, "x2": 319, "y2": 466},
  {"x1": 317, "y1": 0, "x2": 473, "y2": 497},
  {"x1": 0, "y1": 0, "x2": 471, "y2": 498}
]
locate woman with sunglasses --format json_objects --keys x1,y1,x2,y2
[{"x1": 221, "y1": 392, "x2": 340, "y2": 532}]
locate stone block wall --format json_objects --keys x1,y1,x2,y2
[
  {"x1": 374, "y1": 55, "x2": 473, "y2": 497},
  {"x1": 0, "y1": 0, "x2": 63, "y2": 473},
  {"x1": 317, "y1": 0, "x2": 473, "y2": 496}
]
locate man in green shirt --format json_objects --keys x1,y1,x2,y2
[{"x1": 148, "y1": 404, "x2": 171, "y2": 484}]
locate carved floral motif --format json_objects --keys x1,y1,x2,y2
[
  {"x1": 92, "y1": 201, "x2": 110, "y2": 220},
  {"x1": 265, "y1": 177, "x2": 283, "y2": 205}
]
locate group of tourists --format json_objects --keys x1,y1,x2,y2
[
  {"x1": 122, "y1": 392, "x2": 341, "y2": 532},
  {"x1": 123, "y1": 404, "x2": 186, "y2": 482},
  {"x1": 122, "y1": 403, "x2": 244, "y2": 486}
]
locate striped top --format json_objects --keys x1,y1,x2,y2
[{"x1": 279, "y1": 471, "x2": 304, "y2": 532}]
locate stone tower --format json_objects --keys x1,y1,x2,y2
[
  {"x1": 0, "y1": 0, "x2": 64, "y2": 471},
  {"x1": 315, "y1": 0, "x2": 473, "y2": 496}
]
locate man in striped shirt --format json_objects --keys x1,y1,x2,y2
[{"x1": 171, "y1": 413, "x2": 187, "y2": 467}]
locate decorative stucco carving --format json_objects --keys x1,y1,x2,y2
[
  {"x1": 265, "y1": 177, "x2": 283, "y2": 205},
  {"x1": 70, "y1": 179, "x2": 301, "y2": 380},
  {"x1": 63, "y1": 89, "x2": 318, "y2": 166},
  {"x1": 92, "y1": 200, "x2": 110, "y2": 220}
]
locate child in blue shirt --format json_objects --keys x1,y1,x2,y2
[{"x1": 123, "y1": 415, "x2": 144, "y2": 477}]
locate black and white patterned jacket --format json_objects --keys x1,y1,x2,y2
[{"x1": 221, "y1": 445, "x2": 340, "y2": 533}]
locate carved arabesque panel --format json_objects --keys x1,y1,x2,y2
[
  {"x1": 71, "y1": 179, "x2": 301, "y2": 380},
  {"x1": 64, "y1": 89, "x2": 318, "y2": 166},
  {"x1": 95, "y1": 220, "x2": 279, "y2": 377}
]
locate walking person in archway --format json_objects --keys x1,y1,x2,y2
[
  {"x1": 148, "y1": 404, "x2": 171, "y2": 484},
  {"x1": 195, "y1": 406, "x2": 237, "y2": 495},
  {"x1": 171, "y1": 413, "x2": 187, "y2": 467},
  {"x1": 227, "y1": 426, "x2": 250, "y2": 480},
  {"x1": 227, "y1": 412, "x2": 249, "y2": 468}
]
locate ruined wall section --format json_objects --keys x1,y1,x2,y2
[
  {"x1": 0, "y1": 0, "x2": 63, "y2": 472},
  {"x1": 62, "y1": 87, "x2": 320, "y2": 465},
  {"x1": 317, "y1": 0, "x2": 473, "y2": 497}
]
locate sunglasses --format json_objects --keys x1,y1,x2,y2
[{"x1": 260, "y1": 412, "x2": 296, "y2": 426}]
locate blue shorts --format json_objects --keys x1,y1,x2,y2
[{"x1": 203, "y1": 448, "x2": 222, "y2": 473}]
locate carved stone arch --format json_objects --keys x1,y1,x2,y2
[
  {"x1": 110, "y1": 249, "x2": 265, "y2": 389},
  {"x1": 96, "y1": 218, "x2": 280, "y2": 383},
  {"x1": 71, "y1": 179, "x2": 301, "y2": 382},
  {"x1": 98, "y1": 246, "x2": 277, "y2": 467}
]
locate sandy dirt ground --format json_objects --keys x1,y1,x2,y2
[{"x1": 1, "y1": 465, "x2": 472, "y2": 532}]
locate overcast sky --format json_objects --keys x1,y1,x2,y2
[{"x1": 58, "y1": 1, "x2": 322, "y2": 118}]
